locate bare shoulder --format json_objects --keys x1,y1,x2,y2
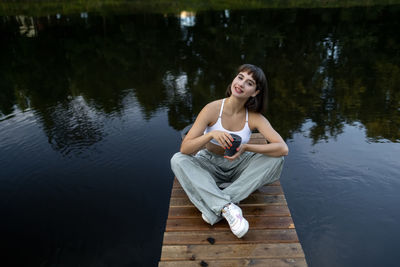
[
  {"x1": 204, "y1": 99, "x2": 223, "y2": 112},
  {"x1": 197, "y1": 99, "x2": 223, "y2": 124},
  {"x1": 202, "y1": 99, "x2": 223, "y2": 116}
]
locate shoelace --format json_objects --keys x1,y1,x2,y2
[{"x1": 224, "y1": 206, "x2": 241, "y2": 226}]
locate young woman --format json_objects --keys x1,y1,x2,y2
[{"x1": 171, "y1": 64, "x2": 288, "y2": 238}]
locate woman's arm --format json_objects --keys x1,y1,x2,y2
[
  {"x1": 180, "y1": 103, "x2": 233, "y2": 155},
  {"x1": 244, "y1": 113, "x2": 289, "y2": 157}
]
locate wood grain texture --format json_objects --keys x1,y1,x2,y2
[
  {"x1": 165, "y1": 216, "x2": 295, "y2": 232},
  {"x1": 160, "y1": 243, "x2": 305, "y2": 261},
  {"x1": 162, "y1": 229, "x2": 299, "y2": 245},
  {"x1": 159, "y1": 258, "x2": 307, "y2": 267}
]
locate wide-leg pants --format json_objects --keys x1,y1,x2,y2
[{"x1": 170, "y1": 149, "x2": 284, "y2": 225}]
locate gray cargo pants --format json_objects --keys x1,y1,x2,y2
[{"x1": 170, "y1": 149, "x2": 284, "y2": 225}]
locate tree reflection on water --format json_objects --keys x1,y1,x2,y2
[{"x1": 0, "y1": 6, "x2": 399, "y2": 155}]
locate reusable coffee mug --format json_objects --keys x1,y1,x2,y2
[{"x1": 224, "y1": 134, "x2": 242, "y2": 157}]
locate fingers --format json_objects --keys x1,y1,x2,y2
[
  {"x1": 223, "y1": 132, "x2": 233, "y2": 147},
  {"x1": 224, "y1": 155, "x2": 233, "y2": 161},
  {"x1": 213, "y1": 131, "x2": 225, "y2": 147},
  {"x1": 217, "y1": 132, "x2": 233, "y2": 149},
  {"x1": 217, "y1": 136, "x2": 228, "y2": 148},
  {"x1": 224, "y1": 154, "x2": 237, "y2": 161},
  {"x1": 224, "y1": 145, "x2": 244, "y2": 161}
]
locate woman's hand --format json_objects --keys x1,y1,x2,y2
[
  {"x1": 211, "y1": 131, "x2": 233, "y2": 149},
  {"x1": 224, "y1": 144, "x2": 247, "y2": 161}
]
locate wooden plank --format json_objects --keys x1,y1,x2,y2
[
  {"x1": 248, "y1": 138, "x2": 269, "y2": 144},
  {"x1": 242, "y1": 205, "x2": 290, "y2": 216},
  {"x1": 160, "y1": 243, "x2": 305, "y2": 261},
  {"x1": 173, "y1": 178, "x2": 181, "y2": 188},
  {"x1": 169, "y1": 195, "x2": 287, "y2": 207},
  {"x1": 171, "y1": 186, "x2": 283, "y2": 198},
  {"x1": 168, "y1": 205, "x2": 291, "y2": 218},
  {"x1": 255, "y1": 185, "x2": 284, "y2": 194},
  {"x1": 162, "y1": 229, "x2": 299, "y2": 245},
  {"x1": 165, "y1": 216, "x2": 295, "y2": 232},
  {"x1": 249, "y1": 132, "x2": 266, "y2": 140},
  {"x1": 159, "y1": 258, "x2": 307, "y2": 267}
]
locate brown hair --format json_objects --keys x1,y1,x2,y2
[{"x1": 225, "y1": 64, "x2": 267, "y2": 113}]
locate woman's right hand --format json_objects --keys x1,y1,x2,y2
[{"x1": 210, "y1": 131, "x2": 233, "y2": 149}]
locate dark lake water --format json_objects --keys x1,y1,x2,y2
[{"x1": 1, "y1": 4, "x2": 400, "y2": 267}]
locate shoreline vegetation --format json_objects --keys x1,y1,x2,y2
[{"x1": 1, "y1": 0, "x2": 400, "y2": 16}]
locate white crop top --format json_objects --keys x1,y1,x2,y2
[{"x1": 204, "y1": 98, "x2": 252, "y2": 146}]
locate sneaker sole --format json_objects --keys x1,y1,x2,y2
[{"x1": 234, "y1": 220, "x2": 249, "y2": 238}]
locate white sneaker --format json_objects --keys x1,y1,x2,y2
[{"x1": 221, "y1": 203, "x2": 249, "y2": 238}]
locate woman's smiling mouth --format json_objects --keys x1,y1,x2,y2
[{"x1": 234, "y1": 86, "x2": 243, "y2": 94}]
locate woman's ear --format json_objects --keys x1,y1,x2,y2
[{"x1": 251, "y1": 89, "x2": 260, "y2": 97}]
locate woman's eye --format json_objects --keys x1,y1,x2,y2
[
  {"x1": 238, "y1": 76, "x2": 243, "y2": 80},
  {"x1": 248, "y1": 82, "x2": 254, "y2": 86}
]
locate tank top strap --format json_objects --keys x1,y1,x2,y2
[
  {"x1": 218, "y1": 98, "x2": 226, "y2": 118},
  {"x1": 245, "y1": 108, "x2": 249, "y2": 122}
]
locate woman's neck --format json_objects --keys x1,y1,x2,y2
[{"x1": 224, "y1": 96, "x2": 247, "y2": 115}]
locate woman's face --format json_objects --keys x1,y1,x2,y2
[{"x1": 230, "y1": 71, "x2": 259, "y2": 99}]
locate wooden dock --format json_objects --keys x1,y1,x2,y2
[{"x1": 159, "y1": 133, "x2": 307, "y2": 266}]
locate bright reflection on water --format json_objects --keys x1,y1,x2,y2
[{"x1": 0, "y1": 5, "x2": 400, "y2": 267}]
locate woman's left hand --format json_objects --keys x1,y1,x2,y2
[{"x1": 224, "y1": 144, "x2": 247, "y2": 161}]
